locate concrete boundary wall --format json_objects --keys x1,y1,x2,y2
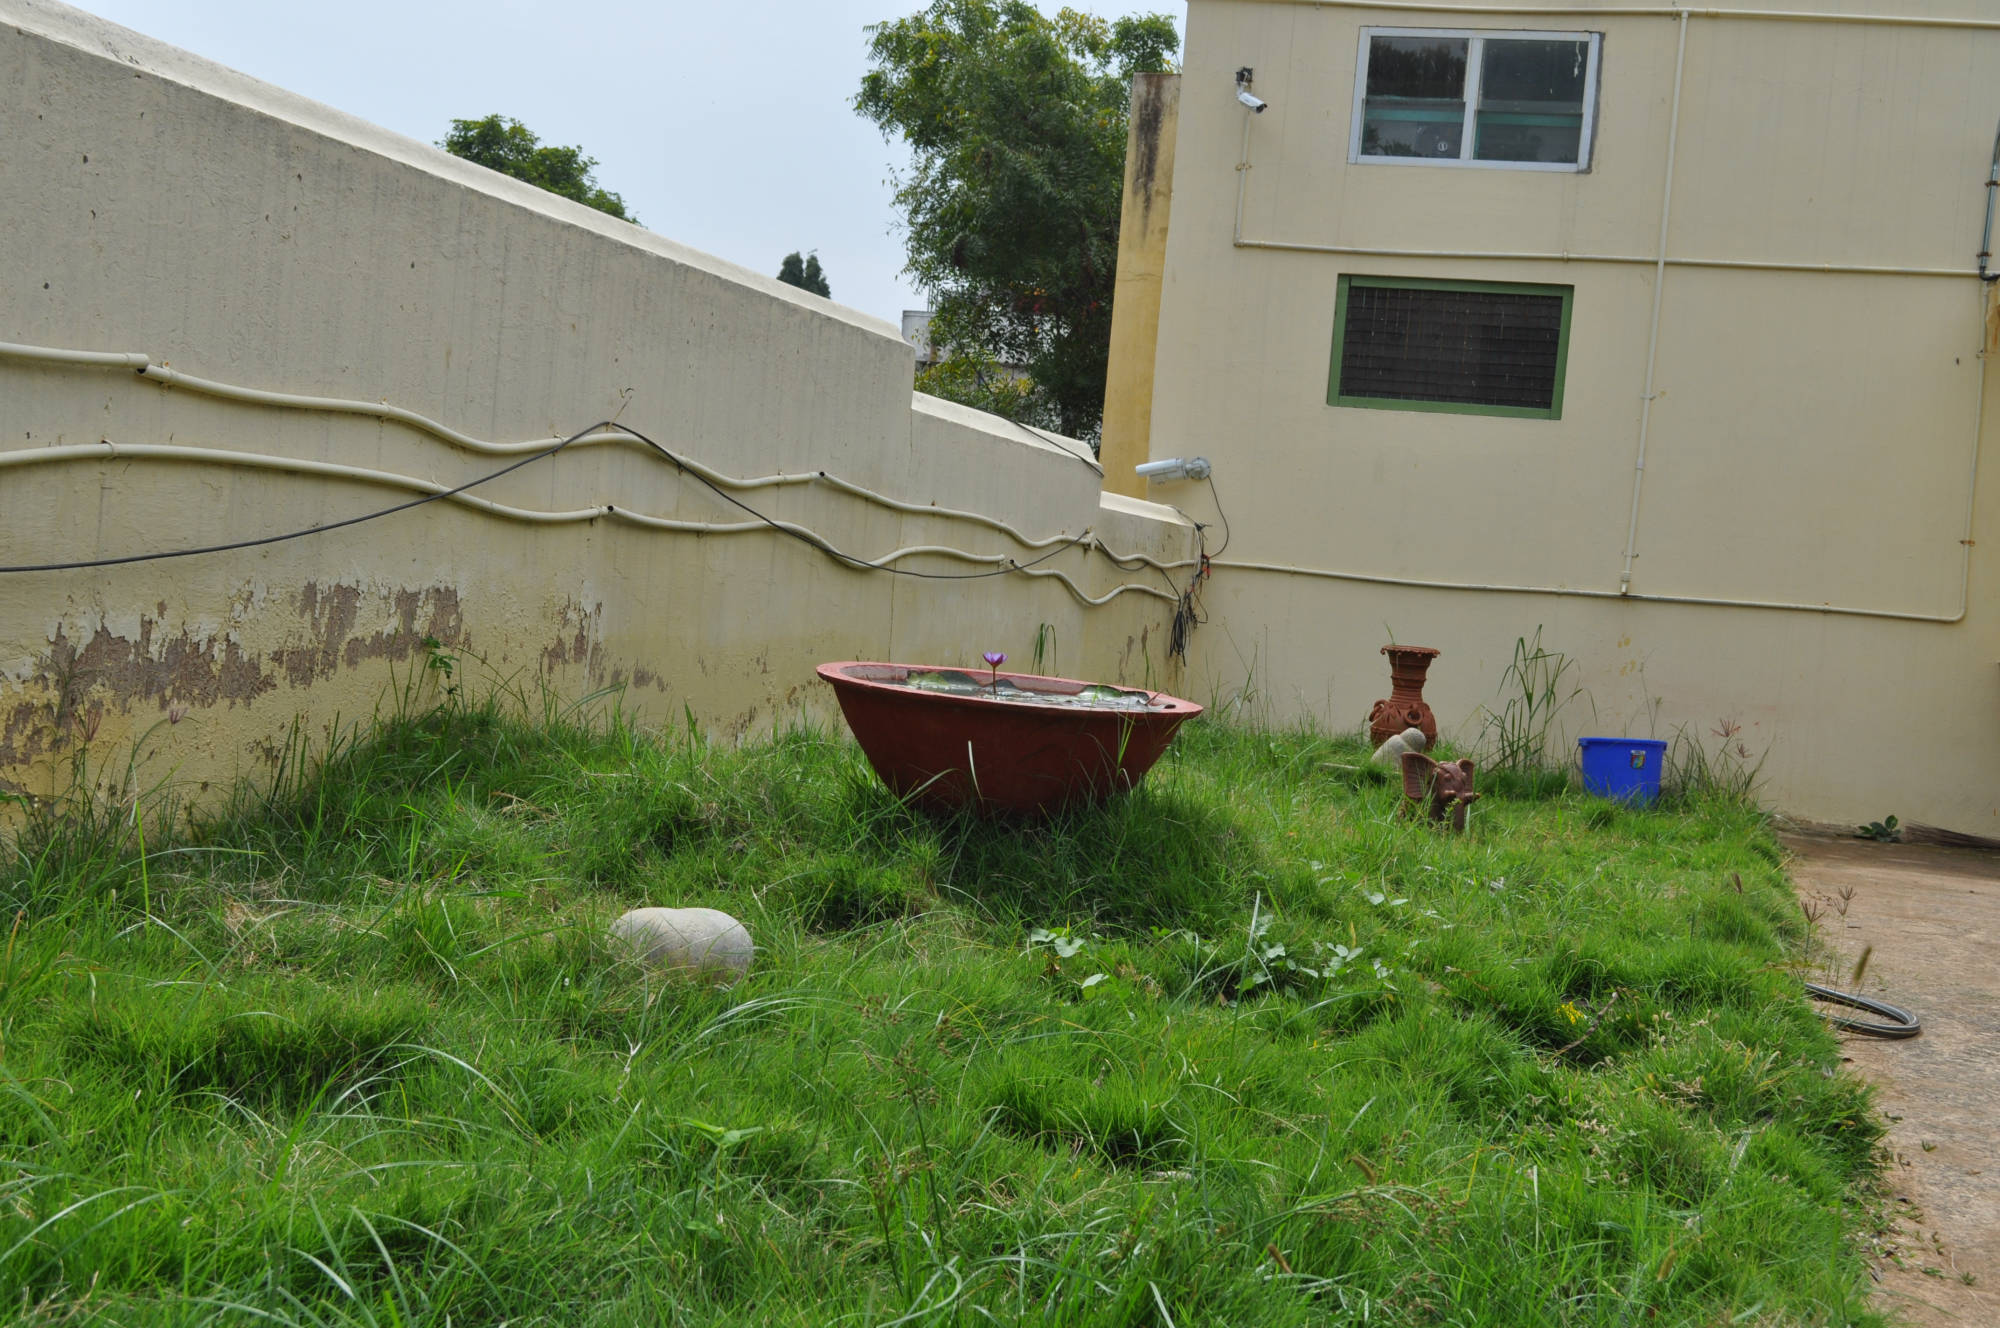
[{"x1": 0, "y1": 1, "x2": 1197, "y2": 811}]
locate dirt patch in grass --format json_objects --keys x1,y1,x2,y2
[{"x1": 1786, "y1": 832, "x2": 2000, "y2": 1327}]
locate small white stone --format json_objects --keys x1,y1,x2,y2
[
  {"x1": 610, "y1": 907, "x2": 754, "y2": 982},
  {"x1": 1371, "y1": 726, "x2": 1429, "y2": 766}
]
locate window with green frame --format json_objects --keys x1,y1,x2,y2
[{"x1": 1327, "y1": 275, "x2": 1573, "y2": 419}]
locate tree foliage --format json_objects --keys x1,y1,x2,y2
[
  {"x1": 441, "y1": 115, "x2": 636, "y2": 222},
  {"x1": 913, "y1": 346, "x2": 1041, "y2": 422},
  {"x1": 777, "y1": 251, "x2": 832, "y2": 297},
  {"x1": 857, "y1": 1, "x2": 1177, "y2": 440}
]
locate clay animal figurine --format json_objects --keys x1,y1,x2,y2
[
  {"x1": 1400, "y1": 751, "x2": 1480, "y2": 833},
  {"x1": 1371, "y1": 725, "x2": 1428, "y2": 768}
]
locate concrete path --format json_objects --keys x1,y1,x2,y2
[{"x1": 1782, "y1": 834, "x2": 2000, "y2": 1326}]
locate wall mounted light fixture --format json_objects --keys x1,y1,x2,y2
[{"x1": 1135, "y1": 456, "x2": 1213, "y2": 483}]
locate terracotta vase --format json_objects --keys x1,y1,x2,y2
[{"x1": 1367, "y1": 645, "x2": 1441, "y2": 749}]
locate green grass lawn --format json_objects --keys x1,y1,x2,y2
[{"x1": 0, "y1": 699, "x2": 1884, "y2": 1326}]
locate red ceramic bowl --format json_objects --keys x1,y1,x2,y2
[{"x1": 816, "y1": 661, "x2": 1202, "y2": 815}]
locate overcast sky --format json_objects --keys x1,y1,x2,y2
[{"x1": 77, "y1": 0, "x2": 1186, "y2": 329}]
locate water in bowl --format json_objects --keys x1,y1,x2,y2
[{"x1": 897, "y1": 670, "x2": 1158, "y2": 711}]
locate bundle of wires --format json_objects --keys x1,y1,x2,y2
[{"x1": 0, "y1": 417, "x2": 1175, "y2": 603}]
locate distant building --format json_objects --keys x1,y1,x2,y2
[
  {"x1": 900, "y1": 310, "x2": 936, "y2": 372},
  {"x1": 900, "y1": 309, "x2": 1030, "y2": 383}
]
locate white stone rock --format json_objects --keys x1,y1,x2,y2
[
  {"x1": 1371, "y1": 726, "x2": 1429, "y2": 767},
  {"x1": 610, "y1": 907, "x2": 754, "y2": 982}
]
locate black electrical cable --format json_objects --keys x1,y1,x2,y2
[
  {"x1": 0, "y1": 420, "x2": 611, "y2": 574},
  {"x1": 606, "y1": 422, "x2": 1089, "y2": 582},
  {"x1": 1805, "y1": 981, "x2": 1922, "y2": 1038},
  {"x1": 1168, "y1": 579, "x2": 1205, "y2": 663},
  {"x1": 1165, "y1": 473, "x2": 1231, "y2": 662},
  {"x1": 1204, "y1": 473, "x2": 1231, "y2": 559},
  {"x1": 1011, "y1": 420, "x2": 1103, "y2": 475},
  {"x1": 3, "y1": 417, "x2": 1177, "y2": 596},
  {"x1": 1083, "y1": 536, "x2": 1182, "y2": 599},
  {"x1": 1168, "y1": 522, "x2": 1210, "y2": 664},
  {"x1": 918, "y1": 418, "x2": 1183, "y2": 594}
]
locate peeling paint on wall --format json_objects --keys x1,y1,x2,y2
[
  {"x1": 0, "y1": 698, "x2": 56, "y2": 772},
  {"x1": 0, "y1": 617, "x2": 271, "y2": 770},
  {"x1": 271, "y1": 583, "x2": 466, "y2": 686},
  {"x1": 46, "y1": 617, "x2": 272, "y2": 709},
  {"x1": 0, "y1": 583, "x2": 469, "y2": 777},
  {"x1": 541, "y1": 599, "x2": 605, "y2": 679}
]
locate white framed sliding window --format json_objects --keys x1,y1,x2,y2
[{"x1": 1349, "y1": 28, "x2": 1601, "y2": 172}]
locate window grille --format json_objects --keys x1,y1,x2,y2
[{"x1": 1328, "y1": 276, "x2": 1573, "y2": 419}]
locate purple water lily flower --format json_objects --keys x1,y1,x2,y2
[{"x1": 983, "y1": 651, "x2": 1006, "y2": 687}]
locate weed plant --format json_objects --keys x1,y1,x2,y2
[
  {"x1": 0, "y1": 690, "x2": 1882, "y2": 1325},
  {"x1": 1476, "y1": 629, "x2": 1588, "y2": 780},
  {"x1": 1664, "y1": 718, "x2": 1769, "y2": 808}
]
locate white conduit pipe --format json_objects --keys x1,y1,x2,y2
[
  {"x1": 42, "y1": 381, "x2": 1965, "y2": 622},
  {"x1": 1287, "y1": 2, "x2": 2000, "y2": 31},
  {"x1": 1620, "y1": 9, "x2": 1690, "y2": 594},
  {"x1": 0, "y1": 340, "x2": 1181, "y2": 574},
  {"x1": 1201, "y1": 331, "x2": 1986, "y2": 626},
  {"x1": 135, "y1": 361, "x2": 1173, "y2": 562},
  {"x1": 0, "y1": 343, "x2": 151, "y2": 369},
  {"x1": 0, "y1": 440, "x2": 1179, "y2": 609},
  {"x1": 1228, "y1": 239, "x2": 1977, "y2": 282},
  {"x1": 1198, "y1": 547, "x2": 1981, "y2": 625}
]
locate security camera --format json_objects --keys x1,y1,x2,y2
[{"x1": 1234, "y1": 67, "x2": 1267, "y2": 113}]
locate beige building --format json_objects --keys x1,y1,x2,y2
[{"x1": 1104, "y1": 0, "x2": 2000, "y2": 833}]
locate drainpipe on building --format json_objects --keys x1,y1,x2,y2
[
  {"x1": 1982, "y1": 118, "x2": 2000, "y2": 360},
  {"x1": 1981, "y1": 116, "x2": 1999, "y2": 282}
]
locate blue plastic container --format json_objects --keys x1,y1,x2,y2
[{"x1": 1578, "y1": 737, "x2": 1668, "y2": 804}]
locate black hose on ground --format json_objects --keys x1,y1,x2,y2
[{"x1": 1805, "y1": 982, "x2": 1922, "y2": 1038}]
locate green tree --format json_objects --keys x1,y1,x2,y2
[
  {"x1": 858, "y1": 1, "x2": 1177, "y2": 441},
  {"x1": 913, "y1": 346, "x2": 1040, "y2": 421},
  {"x1": 440, "y1": 115, "x2": 636, "y2": 222},
  {"x1": 777, "y1": 251, "x2": 832, "y2": 297}
]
